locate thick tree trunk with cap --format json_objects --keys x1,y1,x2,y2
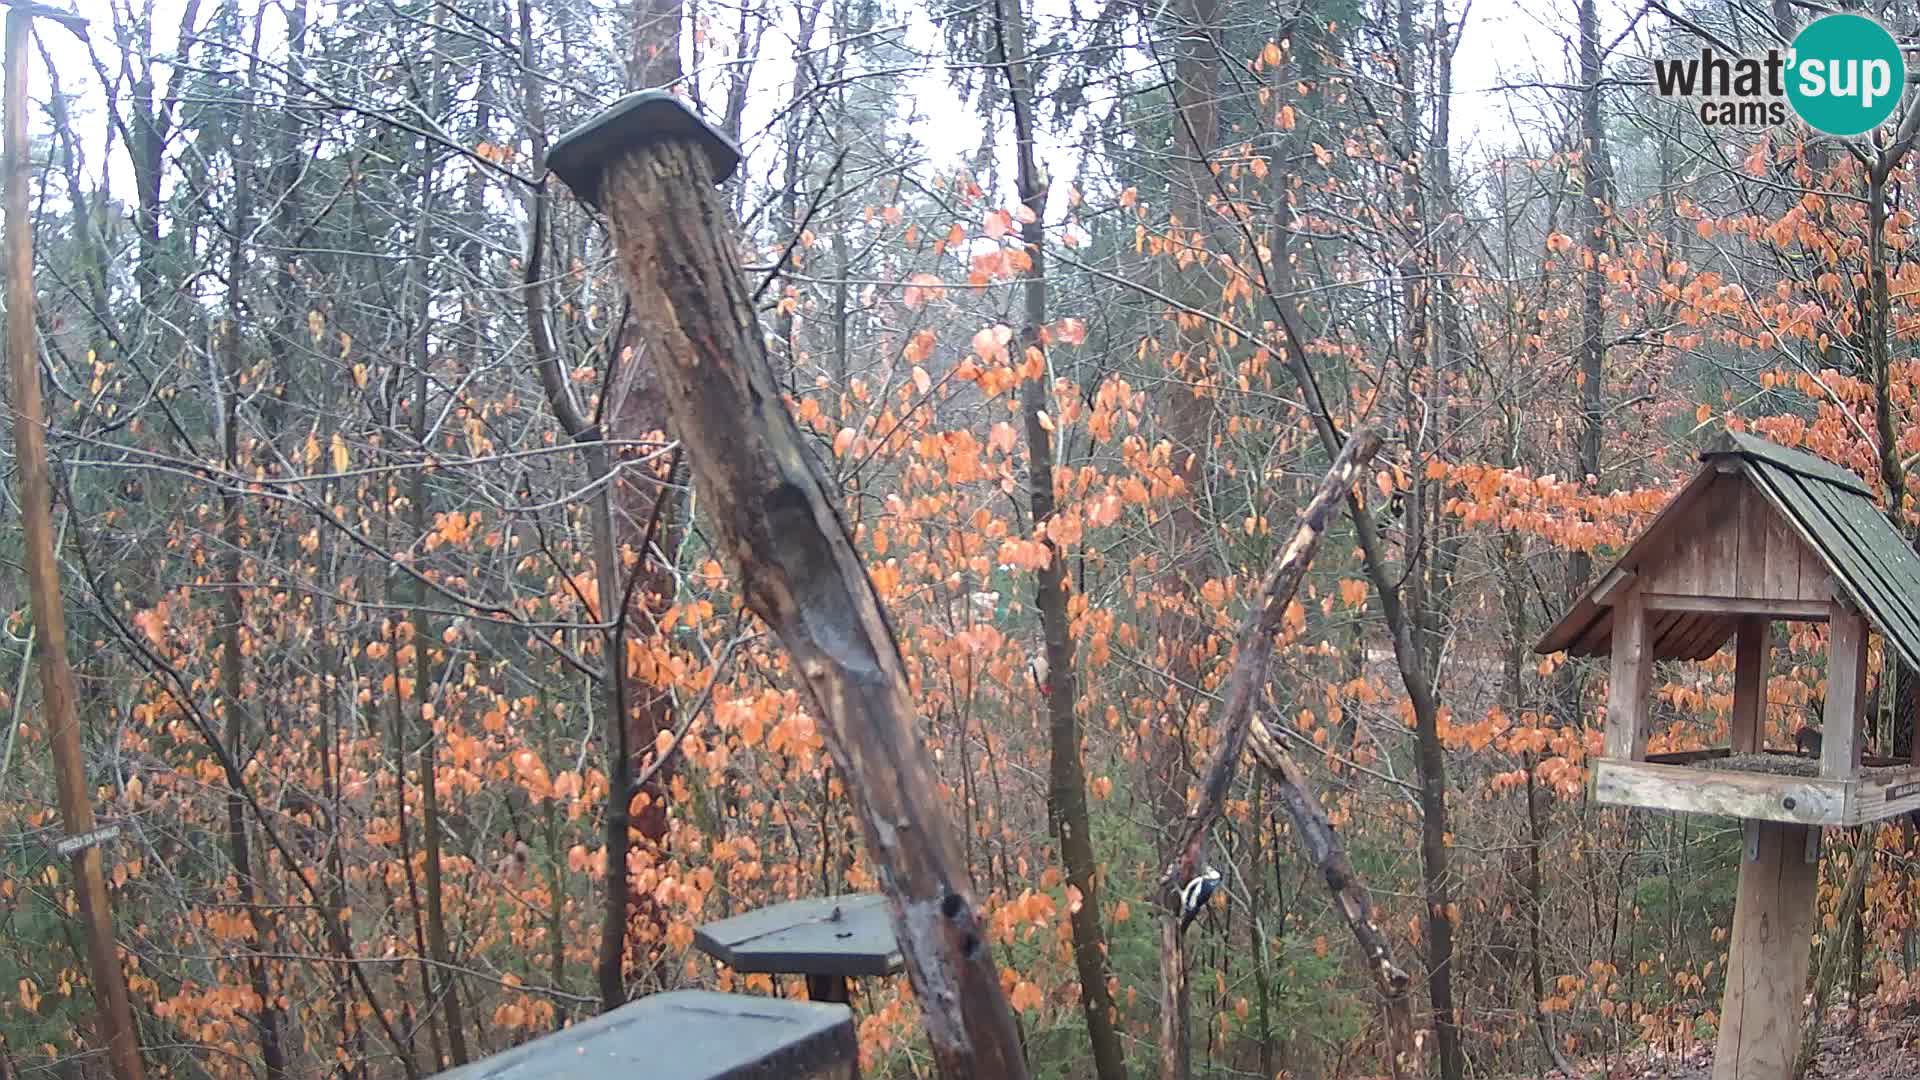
[{"x1": 548, "y1": 99, "x2": 1029, "y2": 1079}]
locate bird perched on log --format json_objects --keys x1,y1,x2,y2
[
  {"x1": 1178, "y1": 867, "x2": 1222, "y2": 934},
  {"x1": 1795, "y1": 725, "x2": 1823, "y2": 757}
]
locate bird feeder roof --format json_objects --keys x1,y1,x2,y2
[
  {"x1": 1537, "y1": 431, "x2": 1920, "y2": 670},
  {"x1": 429, "y1": 990, "x2": 854, "y2": 1080},
  {"x1": 694, "y1": 893, "x2": 903, "y2": 979}
]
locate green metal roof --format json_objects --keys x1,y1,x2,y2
[
  {"x1": 1710, "y1": 432, "x2": 1920, "y2": 672},
  {"x1": 1537, "y1": 432, "x2": 1920, "y2": 671}
]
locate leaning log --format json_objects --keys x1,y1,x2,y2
[
  {"x1": 1245, "y1": 717, "x2": 1416, "y2": 1069},
  {"x1": 1149, "y1": 429, "x2": 1415, "y2": 1078},
  {"x1": 546, "y1": 92, "x2": 1028, "y2": 1079}
]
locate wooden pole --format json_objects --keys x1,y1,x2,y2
[
  {"x1": 546, "y1": 92, "x2": 1029, "y2": 1079},
  {"x1": 1730, "y1": 617, "x2": 1767, "y2": 753},
  {"x1": 2, "y1": 10, "x2": 145, "y2": 1080},
  {"x1": 1822, "y1": 606, "x2": 1867, "y2": 778},
  {"x1": 1713, "y1": 820, "x2": 1818, "y2": 1080},
  {"x1": 1605, "y1": 590, "x2": 1652, "y2": 760}
]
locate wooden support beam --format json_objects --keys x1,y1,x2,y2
[
  {"x1": 1593, "y1": 760, "x2": 1845, "y2": 825},
  {"x1": 1606, "y1": 591, "x2": 1653, "y2": 760},
  {"x1": 1713, "y1": 821, "x2": 1818, "y2": 1080},
  {"x1": 1640, "y1": 595, "x2": 1829, "y2": 620},
  {"x1": 1592, "y1": 566, "x2": 1636, "y2": 606},
  {"x1": 1731, "y1": 617, "x2": 1768, "y2": 753},
  {"x1": 1823, "y1": 605, "x2": 1868, "y2": 779}
]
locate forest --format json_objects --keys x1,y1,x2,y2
[{"x1": 4, "y1": 0, "x2": 1920, "y2": 1077}]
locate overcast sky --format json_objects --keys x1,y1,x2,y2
[{"x1": 29, "y1": 0, "x2": 1637, "y2": 232}]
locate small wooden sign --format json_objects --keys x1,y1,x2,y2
[
  {"x1": 1885, "y1": 781, "x2": 1920, "y2": 802},
  {"x1": 54, "y1": 824, "x2": 120, "y2": 857}
]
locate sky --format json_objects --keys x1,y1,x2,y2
[{"x1": 28, "y1": 0, "x2": 1638, "y2": 237}]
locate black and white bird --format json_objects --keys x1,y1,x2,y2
[
  {"x1": 1027, "y1": 651, "x2": 1050, "y2": 699},
  {"x1": 1178, "y1": 867, "x2": 1223, "y2": 934}
]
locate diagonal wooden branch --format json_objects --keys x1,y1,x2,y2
[
  {"x1": 1245, "y1": 716, "x2": 1416, "y2": 1063},
  {"x1": 1158, "y1": 427, "x2": 1384, "y2": 893},
  {"x1": 1152, "y1": 428, "x2": 1392, "y2": 1078}
]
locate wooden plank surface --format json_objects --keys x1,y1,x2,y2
[
  {"x1": 1760, "y1": 502, "x2": 1803, "y2": 601},
  {"x1": 1847, "y1": 765, "x2": 1920, "y2": 825},
  {"x1": 1731, "y1": 617, "x2": 1768, "y2": 753},
  {"x1": 1823, "y1": 606, "x2": 1867, "y2": 779},
  {"x1": 1639, "y1": 595, "x2": 1827, "y2": 619},
  {"x1": 694, "y1": 894, "x2": 903, "y2": 978},
  {"x1": 1606, "y1": 592, "x2": 1653, "y2": 760},
  {"x1": 1592, "y1": 760, "x2": 1847, "y2": 826},
  {"x1": 1536, "y1": 468, "x2": 1720, "y2": 656},
  {"x1": 1734, "y1": 476, "x2": 1768, "y2": 599},
  {"x1": 430, "y1": 990, "x2": 857, "y2": 1080},
  {"x1": 1712, "y1": 821, "x2": 1818, "y2": 1080},
  {"x1": 1674, "y1": 610, "x2": 1735, "y2": 661},
  {"x1": 1702, "y1": 478, "x2": 1740, "y2": 599},
  {"x1": 1778, "y1": 470, "x2": 1920, "y2": 672},
  {"x1": 1715, "y1": 431, "x2": 1871, "y2": 495}
]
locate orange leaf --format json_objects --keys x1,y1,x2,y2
[{"x1": 903, "y1": 272, "x2": 944, "y2": 310}]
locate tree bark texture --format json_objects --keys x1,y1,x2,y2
[{"x1": 580, "y1": 138, "x2": 1030, "y2": 1080}]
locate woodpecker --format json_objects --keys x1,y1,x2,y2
[
  {"x1": 1027, "y1": 651, "x2": 1051, "y2": 698},
  {"x1": 1178, "y1": 867, "x2": 1222, "y2": 934}
]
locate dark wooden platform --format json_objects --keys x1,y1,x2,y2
[
  {"x1": 431, "y1": 990, "x2": 856, "y2": 1080},
  {"x1": 695, "y1": 893, "x2": 903, "y2": 1004},
  {"x1": 695, "y1": 893, "x2": 902, "y2": 978}
]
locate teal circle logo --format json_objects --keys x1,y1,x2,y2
[{"x1": 1787, "y1": 14, "x2": 1906, "y2": 136}]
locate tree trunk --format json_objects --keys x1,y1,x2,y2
[
  {"x1": 1155, "y1": 1, "x2": 1223, "y2": 1072},
  {"x1": 559, "y1": 125, "x2": 1031, "y2": 1080},
  {"x1": 992, "y1": 0, "x2": 1127, "y2": 1074},
  {"x1": 215, "y1": 24, "x2": 285, "y2": 1076}
]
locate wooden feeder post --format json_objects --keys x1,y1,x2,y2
[
  {"x1": 1538, "y1": 434, "x2": 1920, "y2": 1080},
  {"x1": 545, "y1": 93, "x2": 1029, "y2": 1080}
]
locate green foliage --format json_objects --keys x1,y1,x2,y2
[{"x1": 0, "y1": 846, "x2": 87, "y2": 1060}]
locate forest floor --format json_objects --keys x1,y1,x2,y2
[{"x1": 1604, "y1": 1009, "x2": 1920, "y2": 1078}]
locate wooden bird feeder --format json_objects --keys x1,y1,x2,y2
[
  {"x1": 431, "y1": 990, "x2": 856, "y2": 1080},
  {"x1": 1539, "y1": 432, "x2": 1920, "y2": 1080},
  {"x1": 695, "y1": 893, "x2": 904, "y2": 1004}
]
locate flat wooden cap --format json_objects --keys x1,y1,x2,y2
[{"x1": 548, "y1": 90, "x2": 741, "y2": 208}]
